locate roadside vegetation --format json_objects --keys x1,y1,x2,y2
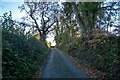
[
  {"x1": 2, "y1": 12, "x2": 50, "y2": 78},
  {"x1": 55, "y1": 2, "x2": 120, "y2": 79},
  {"x1": 1, "y1": 1, "x2": 119, "y2": 79}
]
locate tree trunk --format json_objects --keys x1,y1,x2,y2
[
  {"x1": 72, "y1": 3, "x2": 85, "y2": 30},
  {"x1": 72, "y1": 2, "x2": 85, "y2": 42}
]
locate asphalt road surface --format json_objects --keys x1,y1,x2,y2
[{"x1": 41, "y1": 48, "x2": 91, "y2": 78}]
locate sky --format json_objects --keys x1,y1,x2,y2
[
  {"x1": 0, "y1": 0, "x2": 119, "y2": 46},
  {"x1": 0, "y1": 0, "x2": 67, "y2": 46},
  {"x1": 0, "y1": 1, "x2": 57, "y2": 46},
  {"x1": 0, "y1": 2, "x2": 25, "y2": 20}
]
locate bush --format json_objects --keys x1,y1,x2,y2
[
  {"x1": 77, "y1": 35, "x2": 120, "y2": 78},
  {"x1": 2, "y1": 12, "x2": 50, "y2": 78}
]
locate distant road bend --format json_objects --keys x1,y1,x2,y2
[{"x1": 41, "y1": 48, "x2": 91, "y2": 78}]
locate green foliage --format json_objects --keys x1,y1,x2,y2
[
  {"x1": 68, "y1": 34, "x2": 120, "y2": 78},
  {"x1": 93, "y1": 36, "x2": 119, "y2": 78},
  {"x1": 55, "y1": 2, "x2": 119, "y2": 79},
  {"x1": 2, "y1": 12, "x2": 50, "y2": 78},
  {"x1": 78, "y1": 2, "x2": 101, "y2": 35}
]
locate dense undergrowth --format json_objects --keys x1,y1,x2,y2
[
  {"x1": 58, "y1": 31, "x2": 120, "y2": 79},
  {"x1": 2, "y1": 12, "x2": 50, "y2": 78},
  {"x1": 76, "y1": 35, "x2": 120, "y2": 79},
  {"x1": 54, "y1": 3, "x2": 120, "y2": 79},
  {"x1": 57, "y1": 29, "x2": 120, "y2": 79}
]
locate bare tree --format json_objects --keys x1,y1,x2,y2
[{"x1": 19, "y1": 2, "x2": 59, "y2": 41}]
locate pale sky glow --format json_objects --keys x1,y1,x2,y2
[
  {"x1": 0, "y1": 2, "x2": 25, "y2": 20},
  {"x1": 0, "y1": 0, "x2": 24, "y2": 2},
  {"x1": 0, "y1": 0, "x2": 119, "y2": 46},
  {"x1": 0, "y1": 1, "x2": 58, "y2": 46}
]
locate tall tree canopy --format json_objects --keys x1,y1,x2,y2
[{"x1": 19, "y1": 2, "x2": 60, "y2": 41}]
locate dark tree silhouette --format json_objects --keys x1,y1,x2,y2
[{"x1": 19, "y1": 2, "x2": 60, "y2": 41}]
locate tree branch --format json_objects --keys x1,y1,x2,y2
[
  {"x1": 72, "y1": 2, "x2": 85, "y2": 28},
  {"x1": 30, "y1": 14, "x2": 42, "y2": 35},
  {"x1": 46, "y1": 27, "x2": 56, "y2": 34}
]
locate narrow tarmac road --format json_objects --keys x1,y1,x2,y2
[{"x1": 41, "y1": 48, "x2": 91, "y2": 78}]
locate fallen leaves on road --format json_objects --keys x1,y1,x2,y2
[{"x1": 68, "y1": 55, "x2": 109, "y2": 80}]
